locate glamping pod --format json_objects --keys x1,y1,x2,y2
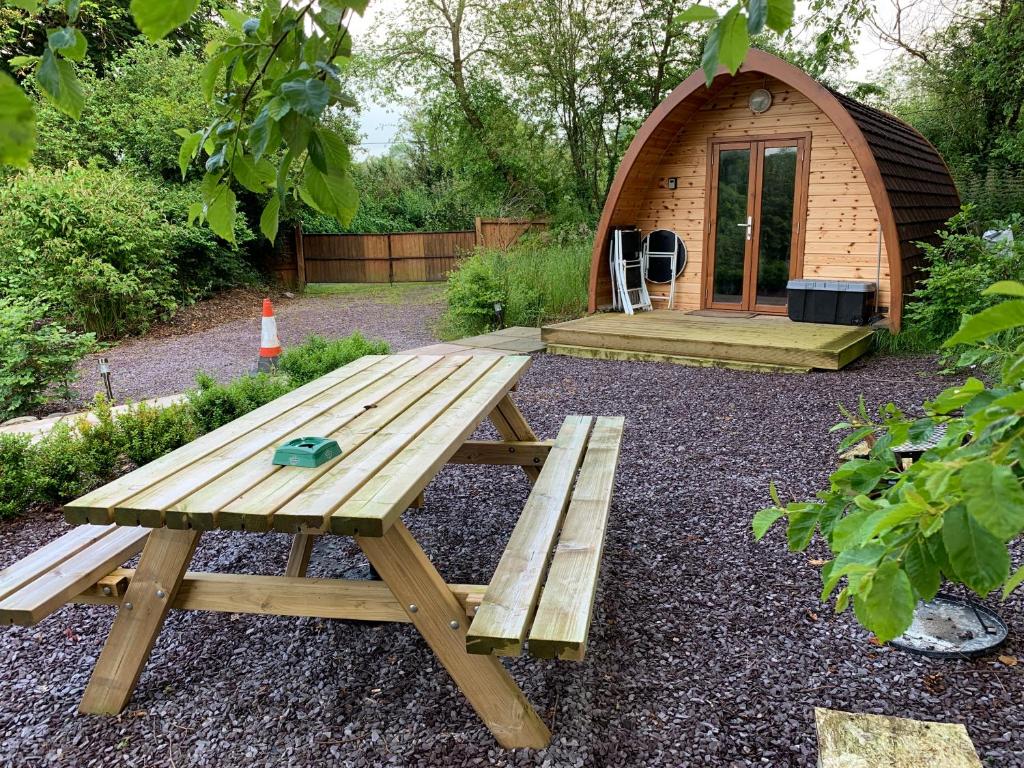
[{"x1": 545, "y1": 50, "x2": 960, "y2": 371}]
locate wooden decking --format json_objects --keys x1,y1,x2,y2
[{"x1": 541, "y1": 311, "x2": 874, "y2": 372}]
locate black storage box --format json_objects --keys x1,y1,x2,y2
[{"x1": 786, "y1": 279, "x2": 876, "y2": 325}]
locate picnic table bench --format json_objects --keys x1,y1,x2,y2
[{"x1": 0, "y1": 353, "x2": 623, "y2": 749}]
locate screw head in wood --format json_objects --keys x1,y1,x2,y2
[
  {"x1": 156, "y1": 589, "x2": 166, "y2": 599},
  {"x1": 101, "y1": 586, "x2": 112, "y2": 596},
  {"x1": 408, "y1": 604, "x2": 418, "y2": 613},
  {"x1": 124, "y1": 602, "x2": 133, "y2": 611},
  {"x1": 448, "y1": 620, "x2": 459, "y2": 630}
]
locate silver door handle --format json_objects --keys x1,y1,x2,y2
[{"x1": 736, "y1": 216, "x2": 752, "y2": 241}]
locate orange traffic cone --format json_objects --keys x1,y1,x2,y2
[{"x1": 258, "y1": 298, "x2": 282, "y2": 372}]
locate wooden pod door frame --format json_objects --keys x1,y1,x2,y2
[{"x1": 588, "y1": 49, "x2": 961, "y2": 332}]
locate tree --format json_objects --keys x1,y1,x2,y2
[{"x1": 1, "y1": 0, "x2": 366, "y2": 244}]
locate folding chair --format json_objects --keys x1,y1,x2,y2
[
  {"x1": 610, "y1": 227, "x2": 650, "y2": 315},
  {"x1": 642, "y1": 229, "x2": 687, "y2": 309}
]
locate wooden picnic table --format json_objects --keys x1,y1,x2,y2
[{"x1": 2, "y1": 353, "x2": 623, "y2": 749}]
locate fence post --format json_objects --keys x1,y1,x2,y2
[
  {"x1": 387, "y1": 233, "x2": 394, "y2": 285},
  {"x1": 294, "y1": 222, "x2": 306, "y2": 290},
  {"x1": 475, "y1": 216, "x2": 483, "y2": 248}
]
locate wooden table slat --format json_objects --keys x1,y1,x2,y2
[
  {"x1": 271, "y1": 355, "x2": 503, "y2": 533},
  {"x1": 331, "y1": 356, "x2": 532, "y2": 537},
  {"x1": 63, "y1": 355, "x2": 386, "y2": 524},
  {"x1": 166, "y1": 354, "x2": 451, "y2": 529},
  {"x1": 112, "y1": 356, "x2": 415, "y2": 527}
]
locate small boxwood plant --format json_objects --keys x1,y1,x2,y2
[{"x1": 755, "y1": 281, "x2": 1024, "y2": 642}]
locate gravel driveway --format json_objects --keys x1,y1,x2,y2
[
  {"x1": 67, "y1": 285, "x2": 446, "y2": 407},
  {"x1": 2, "y1": 350, "x2": 1022, "y2": 766}
]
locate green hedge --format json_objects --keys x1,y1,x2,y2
[{"x1": 0, "y1": 333, "x2": 388, "y2": 520}]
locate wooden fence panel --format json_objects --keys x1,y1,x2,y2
[
  {"x1": 287, "y1": 219, "x2": 548, "y2": 285},
  {"x1": 476, "y1": 218, "x2": 549, "y2": 251},
  {"x1": 303, "y1": 234, "x2": 391, "y2": 283}
]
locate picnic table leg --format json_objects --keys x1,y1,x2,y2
[
  {"x1": 79, "y1": 528, "x2": 200, "y2": 715},
  {"x1": 285, "y1": 533, "x2": 316, "y2": 577},
  {"x1": 488, "y1": 395, "x2": 542, "y2": 484},
  {"x1": 357, "y1": 521, "x2": 550, "y2": 749}
]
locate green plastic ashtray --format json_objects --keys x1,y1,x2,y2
[{"x1": 272, "y1": 436, "x2": 342, "y2": 468}]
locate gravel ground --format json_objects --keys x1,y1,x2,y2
[
  {"x1": 3, "y1": 350, "x2": 1023, "y2": 766},
  {"x1": 65, "y1": 285, "x2": 446, "y2": 408}
]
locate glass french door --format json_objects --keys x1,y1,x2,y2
[{"x1": 705, "y1": 136, "x2": 807, "y2": 313}]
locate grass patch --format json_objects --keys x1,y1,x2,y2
[
  {"x1": 304, "y1": 282, "x2": 445, "y2": 305},
  {"x1": 0, "y1": 332, "x2": 388, "y2": 520}
]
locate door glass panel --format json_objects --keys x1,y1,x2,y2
[
  {"x1": 712, "y1": 148, "x2": 750, "y2": 304},
  {"x1": 755, "y1": 146, "x2": 797, "y2": 306}
]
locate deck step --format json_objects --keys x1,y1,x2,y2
[{"x1": 541, "y1": 311, "x2": 874, "y2": 370}]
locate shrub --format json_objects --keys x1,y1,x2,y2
[
  {"x1": 187, "y1": 372, "x2": 294, "y2": 434},
  {"x1": 441, "y1": 235, "x2": 589, "y2": 338},
  {"x1": 895, "y1": 207, "x2": 1024, "y2": 351},
  {"x1": 0, "y1": 298, "x2": 95, "y2": 421},
  {"x1": 755, "y1": 281, "x2": 1024, "y2": 642},
  {"x1": 0, "y1": 164, "x2": 256, "y2": 339},
  {"x1": 0, "y1": 435, "x2": 40, "y2": 519},
  {"x1": 278, "y1": 333, "x2": 391, "y2": 387},
  {"x1": 0, "y1": 332, "x2": 387, "y2": 520}
]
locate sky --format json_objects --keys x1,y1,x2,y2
[{"x1": 347, "y1": 1, "x2": 943, "y2": 158}]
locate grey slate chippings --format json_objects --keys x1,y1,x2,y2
[{"x1": 1, "y1": 351, "x2": 1022, "y2": 766}]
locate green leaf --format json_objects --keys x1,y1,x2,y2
[
  {"x1": 65, "y1": 0, "x2": 81, "y2": 22},
  {"x1": 676, "y1": 4, "x2": 719, "y2": 22},
  {"x1": 747, "y1": 0, "x2": 767, "y2": 33},
  {"x1": 36, "y1": 48, "x2": 84, "y2": 119},
  {"x1": 130, "y1": 0, "x2": 201, "y2": 41},
  {"x1": 0, "y1": 72, "x2": 35, "y2": 168},
  {"x1": 927, "y1": 377, "x2": 985, "y2": 414},
  {"x1": 820, "y1": 544, "x2": 883, "y2": 602},
  {"x1": 177, "y1": 131, "x2": 202, "y2": 179},
  {"x1": 983, "y1": 280, "x2": 1024, "y2": 298},
  {"x1": 201, "y1": 49, "x2": 235, "y2": 103},
  {"x1": 47, "y1": 27, "x2": 87, "y2": 61},
  {"x1": 280, "y1": 111, "x2": 312, "y2": 154},
  {"x1": 231, "y1": 152, "x2": 275, "y2": 193},
  {"x1": 853, "y1": 561, "x2": 915, "y2": 642},
  {"x1": 764, "y1": 0, "x2": 795, "y2": 33},
  {"x1": 218, "y1": 5, "x2": 248, "y2": 31},
  {"x1": 944, "y1": 299, "x2": 1024, "y2": 347},
  {"x1": 903, "y1": 539, "x2": 941, "y2": 601},
  {"x1": 1004, "y1": 566, "x2": 1024, "y2": 599},
  {"x1": 205, "y1": 184, "x2": 237, "y2": 243},
  {"x1": 8, "y1": 0, "x2": 40, "y2": 10},
  {"x1": 259, "y1": 195, "x2": 281, "y2": 243},
  {"x1": 249, "y1": 105, "x2": 273, "y2": 159},
  {"x1": 280, "y1": 78, "x2": 329, "y2": 119},
  {"x1": 300, "y1": 165, "x2": 358, "y2": 226},
  {"x1": 700, "y1": 20, "x2": 723, "y2": 85},
  {"x1": 752, "y1": 507, "x2": 784, "y2": 540},
  {"x1": 961, "y1": 462, "x2": 1024, "y2": 540},
  {"x1": 786, "y1": 508, "x2": 818, "y2": 551},
  {"x1": 942, "y1": 505, "x2": 1010, "y2": 594},
  {"x1": 716, "y1": 7, "x2": 749, "y2": 75}
]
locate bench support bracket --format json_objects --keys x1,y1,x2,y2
[
  {"x1": 79, "y1": 528, "x2": 200, "y2": 715},
  {"x1": 357, "y1": 521, "x2": 550, "y2": 749},
  {"x1": 488, "y1": 395, "x2": 542, "y2": 484}
]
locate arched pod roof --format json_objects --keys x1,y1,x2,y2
[{"x1": 588, "y1": 50, "x2": 960, "y2": 331}]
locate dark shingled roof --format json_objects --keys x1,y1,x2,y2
[{"x1": 830, "y1": 90, "x2": 961, "y2": 297}]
